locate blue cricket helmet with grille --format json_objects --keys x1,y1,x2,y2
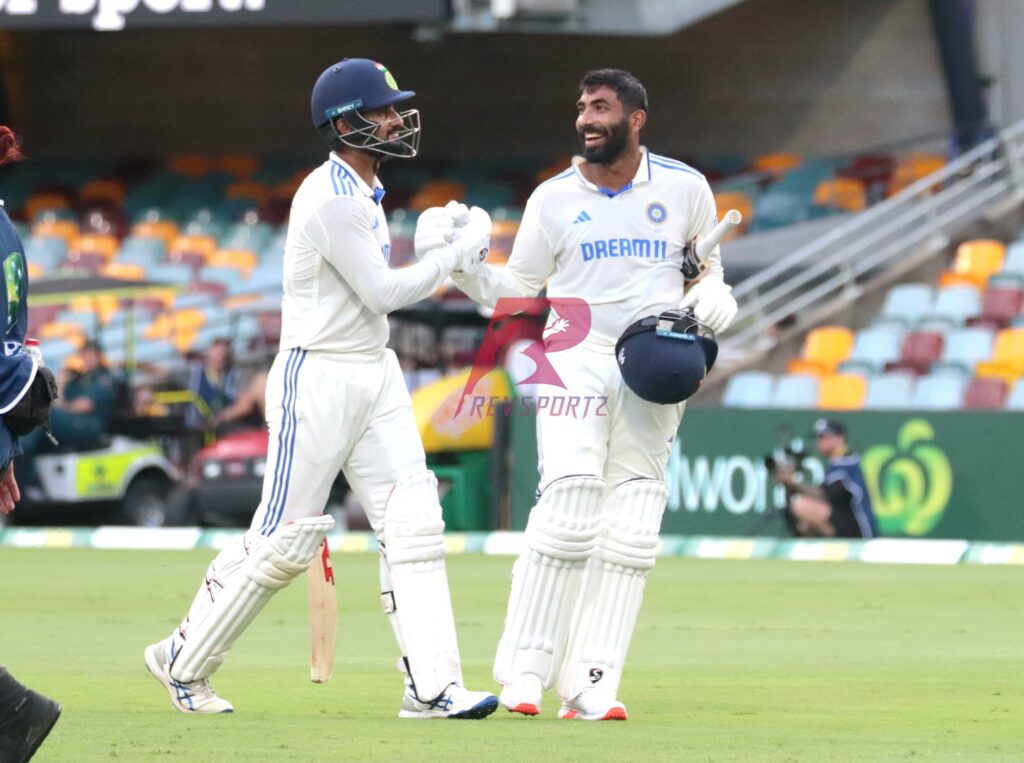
[
  {"x1": 615, "y1": 309, "x2": 718, "y2": 404},
  {"x1": 310, "y1": 58, "x2": 420, "y2": 158}
]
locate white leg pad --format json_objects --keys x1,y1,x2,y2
[
  {"x1": 380, "y1": 471, "x2": 462, "y2": 702},
  {"x1": 557, "y1": 478, "x2": 666, "y2": 700},
  {"x1": 493, "y1": 475, "x2": 605, "y2": 689},
  {"x1": 170, "y1": 515, "x2": 334, "y2": 682}
]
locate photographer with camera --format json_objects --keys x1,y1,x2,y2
[{"x1": 771, "y1": 419, "x2": 879, "y2": 539}]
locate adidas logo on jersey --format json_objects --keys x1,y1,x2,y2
[{"x1": 572, "y1": 210, "x2": 592, "y2": 224}]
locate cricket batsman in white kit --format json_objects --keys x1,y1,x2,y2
[
  {"x1": 144, "y1": 58, "x2": 498, "y2": 719},
  {"x1": 446, "y1": 69, "x2": 739, "y2": 720}
]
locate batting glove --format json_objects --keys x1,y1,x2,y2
[
  {"x1": 678, "y1": 276, "x2": 738, "y2": 334},
  {"x1": 445, "y1": 200, "x2": 471, "y2": 228},
  {"x1": 451, "y1": 206, "x2": 492, "y2": 274},
  {"x1": 414, "y1": 206, "x2": 456, "y2": 261}
]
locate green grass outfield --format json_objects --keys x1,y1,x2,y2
[{"x1": 2, "y1": 549, "x2": 1022, "y2": 762}]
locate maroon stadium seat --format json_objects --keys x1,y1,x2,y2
[
  {"x1": 963, "y1": 377, "x2": 1009, "y2": 409},
  {"x1": 886, "y1": 331, "x2": 944, "y2": 375},
  {"x1": 970, "y1": 286, "x2": 1024, "y2": 330}
]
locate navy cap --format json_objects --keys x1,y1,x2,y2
[
  {"x1": 813, "y1": 418, "x2": 847, "y2": 437},
  {"x1": 310, "y1": 59, "x2": 415, "y2": 129}
]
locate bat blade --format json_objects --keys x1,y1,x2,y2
[{"x1": 308, "y1": 538, "x2": 337, "y2": 683}]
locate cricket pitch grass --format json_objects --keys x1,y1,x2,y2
[{"x1": 2, "y1": 548, "x2": 1022, "y2": 761}]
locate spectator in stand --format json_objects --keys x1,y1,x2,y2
[{"x1": 185, "y1": 338, "x2": 241, "y2": 430}]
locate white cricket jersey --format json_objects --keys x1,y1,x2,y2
[
  {"x1": 453, "y1": 147, "x2": 722, "y2": 347},
  {"x1": 279, "y1": 154, "x2": 453, "y2": 354}
]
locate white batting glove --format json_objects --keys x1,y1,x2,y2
[
  {"x1": 414, "y1": 206, "x2": 456, "y2": 261},
  {"x1": 678, "y1": 276, "x2": 738, "y2": 334},
  {"x1": 445, "y1": 200, "x2": 471, "y2": 228},
  {"x1": 451, "y1": 206, "x2": 492, "y2": 274}
]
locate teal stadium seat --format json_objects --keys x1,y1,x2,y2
[
  {"x1": 937, "y1": 327, "x2": 995, "y2": 374},
  {"x1": 772, "y1": 374, "x2": 819, "y2": 408},
  {"x1": 926, "y1": 285, "x2": 981, "y2": 327},
  {"x1": 878, "y1": 283, "x2": 934, "y2": 326},
  {"x1": 845, "y1": 327, "x2": 904, "y2": 372},
  {"x1": 24, "y1": 236, "x2": 68, "y2": 271},
  {"x1": 118, "y1": 236, "x2": 166, "y2": 268},
  {"x1": 864, "y1": 373, "x2": 915, "y2": 410},
  {"x1": 1001, "y1": 240, "x2": 1024, "y2": 280},
  {"x1": 721, "y1": 371, "x2": 774, "y2": 407},
  {"x1": 148, "y1": 263, "x2": 195, "y2": 285},
  {"x1": 910, "y1": 373, "x2": 967, "y2": 410},
  {"x1": 1006, "y1": 381, "x2": 1024, "y2": 411},
  {"x1": 749, "y1": 189, "x2": 811, "y2": 232}
]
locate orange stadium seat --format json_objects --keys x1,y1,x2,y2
[
  {"x1": 217, "y1": 154, "x2": 259, "y2": 178},
  {"x1": 32, "y1": 217, "x2": 79, "y2": 244},
  {"x1": 208, "y1": 249, "x2": 257, "y2": 278},
  {"x1": 889, "y1": 152, "x2": 945, "y2": 195},
  {"x1": 39, "y1": 322, "x2": 86, "y2": 348},
  {"x1": 786, "y1": 326, "x2": 854, "y2": 375},
  {"x1": 752, "y1": 152, "x2": 801, "y2": 176},
  {"x1": 26, "y1": 261, "x2": 45, "y2": 280},
  {"x1": 69, "y1": 233, "x2": 118, "y2": 260},
  {"x1": 100, "y1": 262, "x2": 146, "y2": 281},
  {"x1": 818, "y1": 373, "x2": 867, "y2": 410},
  {"x1": 813, "y1": 177, "x2": 866, "y2": 212},
  {"x1": 132, "y1": 219, "x2": 179, "y2": 246},
  {"x1": 79, "y1": 179, "x2": 126, "y2": 207},
  {"x1": 169, "y1": 154, "x2": 212, "y2": 177},
  {"x1": 168, "y1": 234, "x2": 217, "y2": 267},
  {"x1": 409, "y1": 180, "x2": 466, "y2": 212},
  {"x1": 975, "y1": 328, "x2": 1024, "y2": 381},
  {"x1": 225, "y1": 181, "x2": 269, "y2": 205},
  {"x1": 25, "y1": 193, "x2": 70, "y2": 221},
  {"x1": 70, "y1": 294, "x2": 122, "y2": 325},
  {"x1": 534, "y1": 156, "x2": 572, "y2": 183},
  {"x1": 712, "y1": 191, "x2": 753, "y2": 236},
  {"x1": 940, "y1": 240, "x2": 1006, "y2": 289}
]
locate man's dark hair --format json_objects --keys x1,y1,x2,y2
[{"x1": 578, "y1": 69, "x2": 649, "y2": 114}]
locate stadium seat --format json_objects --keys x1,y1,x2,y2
[
  {"x1": 939, "y1": 327, "x2": 995, "y2": 373},
  {"x1": 787, "y1": 326, "x2": 854, "y2": 375},
  {"x1": 168, "y1": 234, "x2": 217, "y2": 267},
  {"x1": 878, "y1": 283, "x2": 933, "y2": 325},
  {"x1": 837, "y1": 153, "x2": 894, "y2": 200},
  {"x1": 68, "y1": 233, "x2": 118, "y2": 266},
  {"x1": 118, "y1": 236, "x2": 166, "y2": 268},
  {"x1": 409, "y1": 180, "x2": 466, "y2": 212},
  {"x1": 812, "y1": 177, "x2": 866, "y2": 212},
  {"x1": 963, "y1": 377, "x2": 1009, "y2": 410},
  {"x1": 79, "y1": 179, "x2": 126, "y2": 207},
  {"x1": 889, "y1": 151, "x2": 945, "y2": 195},
  {"x1": 24, "y1": 236, "x2": 68, "y2": 271},
  {"x1": 24, "y1": 193, "x2": 70, "y2": 221},
  {"x1": 26, "y1": 261, "x2": 45, "y2": 279},
  {"x1": 888, "y1": 331, "x2": 944, "y2": 375},
  {"x1": 39, "y1": 321, "x2": 86, "y2": 347},
  {"x1": 845, "y1": 327, "x2": 904, "y2": 371},
  {"x1": 750, "y1": 189, "x2": 810, "y2": 232},
  {"x1": 100, "y1": 262, "x2": 146, "y2": 281},
  {"x1": 925, "y1": 285, "x2": 981, "y2": 326},
  {"x1": 70, "y1": 294, "x2": 122, "y2": 325},
  {"x1": 216, "y1": 154, "x2": 259, "y2": 178},
  {"x1": 773, "y1": 374, "x2": 819, "y2": 408},
  {"x1": 132, "y1": 219, "x2": 179, "y2": 246},
  {"x1": 940, "y1": 240, "x2": 1005, "y2": 288},
  {"x1": 752, "y1": 152, "x2": 801, "y2": 176},
  {"x1": 712, "y1": 191, "x2": 754, "y2": 234},
  {"x1": 225, "y1": 180, "x2": 269, "y2": 205},
  {"x1": 722, "y1": 371, "x2": 774, "y2": 407},
  {"x1": 910, "y1": 373, "x2": 967, "y2": 410},
  {"x1": 864, "y1": 373, "x2": 915, "y2": 410},
  {"x1": 975, "y1": 328, "x2": 1024, "y2": 382},
  {"x1": 1000, "y1": 240, "x2": 1024, "y2": 278},
  {"x1": 208, "y1": 249, "x2": 257, "y2": 278},
  {"x1": 1006, "y1": 382, "x2": 1024, "y2": 411},
  {"x1": 817, "y1": 373, "x2": 866, "y2": 410},
  {"x1": 32, "y1": 217, "x2": 79, "y2": 244},
  {"x1": 169, "y1": 154, "x2": 212, "y2": 177},
  {"x1": 148, "y1": 262, "x2": 195, "y2": 285},
  {"x1": 970, "y1": 282, "x2": 1024, "y2": 329}
]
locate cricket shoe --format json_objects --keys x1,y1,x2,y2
[
  {"x1": 144, "y1": 639, "x2": 233, "y2": 714},
  {"x1": 398, "y1": 683, "x2": 498, "y2": 719},
  {"x1": 558, "y1": 688, "x2": 627, "y2": 721},
  {"x1": 0, "y1": 668, "x2": 62, "y2": 763},
  {"x1": 499, "y1": 673, "x2": 543, "y2": 716}
]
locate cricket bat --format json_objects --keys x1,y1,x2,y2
[
  {"x1": 681, "y1": 209, "x2": 743, "y2": 284},
  {"x1": 307, "y1": 538, "x2": 336, "y2": 683}
]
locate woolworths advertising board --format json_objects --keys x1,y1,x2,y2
[{"x1": 510, "y1": 409, "x2": 1024, "y2": 541}]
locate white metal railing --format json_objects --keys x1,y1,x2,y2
[{"x1": 719, "y1": 119, "x2": 1024, "y2": 365}]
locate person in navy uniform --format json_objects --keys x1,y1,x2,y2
[
  {"x1": 0, "y1": 123, "x2": 63, "y2": 763},
  {"x1": 774, "y1": 418, "x2": 879, "y2": 538}
]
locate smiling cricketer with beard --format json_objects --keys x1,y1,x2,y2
[{"x1": 450, "y1": 69, "x2": 739, "y2": 720}]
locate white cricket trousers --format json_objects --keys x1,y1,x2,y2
[
  {"x1": 250, "y1": 347, "x2": 428, "y2": 537},
  {"x1": 536, "y1": 341, "x2": 685, "y2": 489}
]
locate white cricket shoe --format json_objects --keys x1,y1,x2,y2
[
  {"x1": 499, "y1": 673, "x2": 543, "y2": 716},
  {"x1": 144, "y1": 640, "x2": 234, "y2": 714},
  {"x1": 558, "y1": 688, "x2": 627, "y2": 721},
  {"x1": 398, "y1": 683, "x2": 498, "y2": 719}
]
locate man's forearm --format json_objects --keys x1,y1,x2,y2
[{"x1": 789, "y1": 481, "x2": 825, "y2": 500}]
